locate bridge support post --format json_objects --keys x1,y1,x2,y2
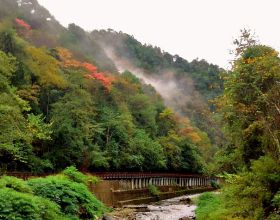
[{"x1": 131, "y1": 179, "x2": 134, "y2": 189}]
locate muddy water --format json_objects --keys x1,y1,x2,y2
[{"x1": 134, "y1": 194, "x2": 199, "y2": 220}]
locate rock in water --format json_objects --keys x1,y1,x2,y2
[{"x1": 102, "y1": 214, "x2": 115, "y2": 220}]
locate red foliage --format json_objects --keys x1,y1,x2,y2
[
  {"x1": 15, "y1": 18, "x2": 31, "y2": 30},
  {"x1": 82, "y1": 62, "x2": 97, "y2": 72},
  {"x1": 85, "y1": 72, "x2": 113, "y2": 90},
  {"x1": 56, "y1": 47, "x2": 114, "y2": 90}
]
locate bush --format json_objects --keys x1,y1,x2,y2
[
  {"x1": 0, "y1": 188, "x2": 66, "y2": 220},
  {"x1": 0, "y1": 176, "x2": 32, "y2": 193},
  {"x1": 210, "y1": 179, "x2": 220, "y2": 189},
  {"x1": 148, "y1": 184, "x2": 160, "y2": 197},
  {"x1": 27, "y1": 175, "x2": 107, "y2": 219},
  {"x1": 62, "y1": 166, "x2": 98, "y2": 185}
]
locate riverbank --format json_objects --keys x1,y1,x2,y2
[{"x1": 105, "y1": 193, "x2": 201, "y2": 220}]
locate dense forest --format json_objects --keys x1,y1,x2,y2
[
  {"x1": 0, "y1": 0, "x2": 279, "y2": 219},
  {"x1": 196, "y1": 31, "x2": 280, "y2": 219},
  {"x1": 0, "y1": 0, "x2": 224, "y2": 173}
]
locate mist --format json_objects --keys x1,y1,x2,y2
[{"x1": 103, "y1": 46, "x2": 200, "y2": 115}]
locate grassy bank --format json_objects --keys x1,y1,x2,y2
[{"x1": 195, "y1": 192, "x2": 228, "y2": 220}]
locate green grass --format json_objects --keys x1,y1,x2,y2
[{"x1": 195, "y1": 192, "x2": 228, "y2": 220}]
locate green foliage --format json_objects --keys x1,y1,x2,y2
[
  {"x1": 196, "y1": 193, "x2": 228, "y2": 220},
  {"x1": 0, "y1": 169, "x2": 106, "y2": 220},
  {"x1": 25, "y1": 46, "x2": 67, "y2": 88},
  {"x1": 62, "y1": 166, "x2": 98, "y2": 185},
  {"x1": 128, "y1": 94, "x2": 157, "y2": 136},
  {"x1": 27, "y1": 114, "x2": 52, "y2": 141},
  {"x1": 272, "y1": 191, "x2": 280, "y2": 208},
  {"x1": 209, "y1": 32, "x2": 280, "y2": 219},
  {"x1": 92, "y1": 29, "x2": 224, "y2": 149},
  {"x1": 49, "y1": 88, "x2": 97, "y2": 169},
  {"x1": 0, "y1": 50, "x2": 16, "y2": 78},
  {"x1": 0, "y1": 176, "x2": 32, "y2": 193},
  {"x1": 28, "y1": 175, "x2": 107, "y2": 219},
  {"x1": 0, "y1": 188, "x2": 67, "y2": 220},
  {"x1": 217, "y1": 156, "x2": 280, "y2": 219},
  {"x1": 210, "y1": 180, "x2": 220, "y2": 189},
  {"x1": 148, "y1": 184, "x2": 160, "y2": 197},
  {"x1": 128, "y1": 129, "x2": 166, "y2": 170},
  {"x1": 0, "y1": 9, "x2": 207, "y2": 174},
  {"x1": 217, "y1": 45, "x2": 280, "y2": 167}
]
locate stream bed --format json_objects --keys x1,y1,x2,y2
[{"x1": 107, "y1": 193, "x2": 200, "y2": 220}]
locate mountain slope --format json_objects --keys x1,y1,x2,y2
[
  {"x1": 91, "y1": 30, "x2": 224, "y2": 145},
  {"x1": 0, "y1": 0, "x2": 224, "y2": 172}
]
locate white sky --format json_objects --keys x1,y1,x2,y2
[{"x1": 37, "y1": 0, "x2": 280, "y2": 68}]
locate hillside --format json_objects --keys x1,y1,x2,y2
[
  {"x1": 0, "y1": 0, "x2": 224, "y2": 173},
  {"x1": 91, "y1": 29, "x2": 224, "y2": 146}
]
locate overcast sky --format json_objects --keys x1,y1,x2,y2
[{"x1": 37, "y1": 0, "x2": 280, "y2": 68}]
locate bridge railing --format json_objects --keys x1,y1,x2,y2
[{"x1": 91, "y1": 172, "x2": 211, "y2": 179}]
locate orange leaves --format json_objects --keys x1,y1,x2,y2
[
  {"x1": 56, "y1": 47, "x2": 114, "y2": 90},
  {"x1": 84, "y1": 73, "x2": 113, "y2": 90},
  {"x1": 15, "y1": 18, "x2": 31, "y2": 30},
  {"x1": 56, "y1": 47, "x2": 81, "y2": 68},
  {"x1": 56, "y1": 47, "x2": 73, "y2": 60},
  {"x1": 82, "y1": 62, "x2": 97, "y2": 72}
]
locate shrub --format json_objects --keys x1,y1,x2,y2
[
  {"x1": 0, "y1": 188, "x2": 66, "y2": 220},
  {"x1": 148, "y1": 184, "x2": 160, "y2": 197},
  {"x1": 210, "y1": 179, "x2": 220, "y2": 189},
  {"x1": 62, "y1": 166, "x2": 98, "y2": 185},
  {"x1": 27, "y1": 175, "x2": 107, "y2": 219},
  {"x1": 0, "y1": 176, "x2": 32, "y2": 193}
]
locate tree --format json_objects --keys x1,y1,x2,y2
[
  {"x1": 49, "y1": 89, "x2": 98, "y2": 170},
  {"x1": 128, "y1": 94, "x2": 158, "y2": 136},
  {"x1": 25, "y1": 46, "x2": 67, "y2": 117},
  {"x1": 0, "y1": 50, "x2": 51, "y2": 171},
  {"x1": 211, "y1": 33, "x2": 280, "y2": 218},
  {"x1": 217, "y1": 45, "x2": 280, "y2": 166},
  {"x1": 128, "y1": 129, "x2": 166, "y2": 170}
]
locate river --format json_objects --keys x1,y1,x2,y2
[{"x1": 106, "y1": 193, "x2": 200, "y2": 220}]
